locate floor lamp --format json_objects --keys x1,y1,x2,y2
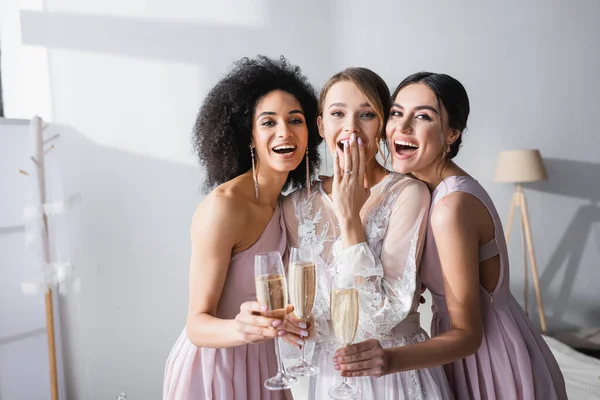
[{"x1": 494, "y1": 149, "x2": 548, "y2": 334}]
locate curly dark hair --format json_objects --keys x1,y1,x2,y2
[{"x1": 193, "y1": 55, "x2": 322, "y2": 192}]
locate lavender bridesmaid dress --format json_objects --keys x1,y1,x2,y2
[
  {"x1": 421, "y1": 176, "x2": 567, "y2": 400},
  {"x1": 163, "y1": 202, "x2": 292, "y2": 400}
]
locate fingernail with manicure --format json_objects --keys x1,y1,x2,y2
[
  {"x1": 344, "y1": 140, "x2": 348, "y2": 148},
  {"x1": 351, "y1": 133, "x2": 356, "y2": 142},
  {"x1": 278, "y1": 330, "x2": 287, "y2": 336},
  {"x1": 298, "y1": 322, "x2": 307, "y2": 329},
  {"x1": 260, "y1": 305, "x2": 267, "y2": 312},
  {"x1": 300, "y1": 330, "x2": 308, "y2": 337},
  {"x1": 298, "y1": 339, "x2": 305, "y2": 345},
  {"x1": 358, "y1": 137, "x2": 363, "y2": 146},
  {"x1": 272, "y1": 320, "x2": 281, "y2": 327}
]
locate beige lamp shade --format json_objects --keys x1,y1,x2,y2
[{"x1": 494, "y1": 149, "x2": 548, "y2": 183}]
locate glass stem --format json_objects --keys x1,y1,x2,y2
[
  {"x1": 274, "y1": 336, "x2": 286, "y2": 375},
  {"x1": 300, "y1": 340, "x2": 306, "y2": 363},
  {"x1": 299, "y1": 325, "x2": 306, "y2": 363}
]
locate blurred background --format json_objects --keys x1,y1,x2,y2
[{"x1": 1, "y1": 0, "x2": 599, "y2": 398}]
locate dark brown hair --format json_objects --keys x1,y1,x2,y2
[{"x1": 391, "y1": 72, "x2": 470, "y2": 159}]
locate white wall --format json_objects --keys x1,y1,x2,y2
[
  {"x1": 2, "y1": 0, "x2": 600, "y2": 398},
  {"x1": 0, "y1": 119, "x2": 54, "y2": 400},
  {"x1": 331, "y1": 1, "x2": 600, "y2": 333},
  {"x1": 17, "y1": 0, "x2": 336, "y2": 164},
  {"x1": 332, "y1": 0, "x2": 600, "y2": 333},
  {"x1": 0, "y1": 0, "x2": 52, "y2": 120},
  {"x1": 3, "y1": 1, "x2": 337, "y2": 398},
  {"x1": 52, "y1": 123, "x2": 201, "y2": 399}
]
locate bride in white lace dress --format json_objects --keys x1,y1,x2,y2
[{"x1": 282, "y1": 68, "x2": 453, "y2": 399}]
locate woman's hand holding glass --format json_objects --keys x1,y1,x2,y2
[
  {"x1": 255, "y1": 251, "x2": 298, "y2": 391},
  {"x1": 234, "y1": 300, "x2": 290, "y2": 344}
]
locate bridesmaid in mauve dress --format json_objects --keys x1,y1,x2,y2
[
  {"x1": 163, "y1": 55, "x2": 322, "y2": 400},
  {"x1": 334, "y1": 72, "x2": 567, "y2": 400}
]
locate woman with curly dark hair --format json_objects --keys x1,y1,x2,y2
[{"x1": 163, "y1": 55, "x2": 321, "y2": 400}]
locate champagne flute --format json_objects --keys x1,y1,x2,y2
[
  {"x1": 255, "y1": 251, "x2": 298, "y2": 390},
  {"x1": 287, "y1": 246, "x2": 319, "y2": 377},
  {"x1": 329, "y1": 271, "x2": 360, "y2": 399}
]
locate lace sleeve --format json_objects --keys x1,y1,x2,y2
[{"x1": 337, "y1": 179, "x2": 430, "y2": 341}]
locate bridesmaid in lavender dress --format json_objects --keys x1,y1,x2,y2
[
  {"x1": 163, "y1": 56, "x2": 322, "y2": 400},
  {"x1": 334, "y1": 72, "x2": 567, "y2": 400}
]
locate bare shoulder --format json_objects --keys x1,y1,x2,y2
[
  {"x1": 431, "y1": 191, "x2": 481, "y2": 231},
  {"x1": 394, "y1": 174, "x2": 430, "y2": 202},
  {"x1": 191, "y1": 183, "x2": 249, "y2": 237}
]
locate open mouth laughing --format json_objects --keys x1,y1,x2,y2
[
  {"x1": 394, "y1": 140, "x2": 419, "y2": 157},
  {"x1": 272, "y1": 144, "x2": 297, "y2": 154}
]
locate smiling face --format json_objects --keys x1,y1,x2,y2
[
  {"x1": 251, "y1": 89, "x2": 309, "y2": 173},
  {"x1": 386, "y1": 83, "x2": 459, "y2": 175},
  {"x1": 317, "y1": 80, "x2": 381, "y2": 162}
]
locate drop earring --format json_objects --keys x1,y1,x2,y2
[
  {"x1": 250, "y1": 145, "x2": 259, "y2": 201},
  {"x1": 305, "y1": 148, "x2": 311, "y2": 195}
]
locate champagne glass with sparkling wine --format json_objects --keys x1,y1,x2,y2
[
  {"x1": 328, "y1": 270, "x2": 360, "y2": 399},
  {"x1": 287, "y1": 246, "x2": 319, "y2": 376},
  {"x1": 255, "y1": 251, "x2": 298, "y2": 390}
]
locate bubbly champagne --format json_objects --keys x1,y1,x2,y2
[
  {"x1": 288, "y1": 262, "x2": 317, "y2": 320},
  {"x1": 255, "y1": 274, "x2": 287, "y2": 321},
  {"x1": 330, "y1": 288, "x2": 359, "y2": 346}
]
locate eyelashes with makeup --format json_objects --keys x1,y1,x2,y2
[
  {"x1": 330, "y1": 111, "x2": 377, "y2": 119},
  {"x1": 261, "y1": 118, "x2": 304, "y2": 127},
  {"x1": 390, "y1": 110, "x2": 432, "y2": 121}
]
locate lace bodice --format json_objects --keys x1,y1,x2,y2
[{"x1": 282, "y1": 173, "x2": 430, "y2": 351}]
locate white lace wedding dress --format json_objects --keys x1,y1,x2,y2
[{"x1": 282, "y1": 173, "x2": 453, "y2": 400}]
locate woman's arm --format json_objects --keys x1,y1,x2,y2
[
  {"x1": 333, "y1": 134, "x2": 431, "y2": 339},
  {"x1": 338, "y1": 179, "x2": 430, "y2": 341},
  {"x1": 334, "y1": 191, "x2": 484, "y2": 376},
  {"x1": 185, "y1": 191, "x2": 284, "y2": 348}
]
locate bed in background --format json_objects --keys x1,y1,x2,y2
[{"x1": 544, "y1": 335, "x2": 600, "y2": 399}]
